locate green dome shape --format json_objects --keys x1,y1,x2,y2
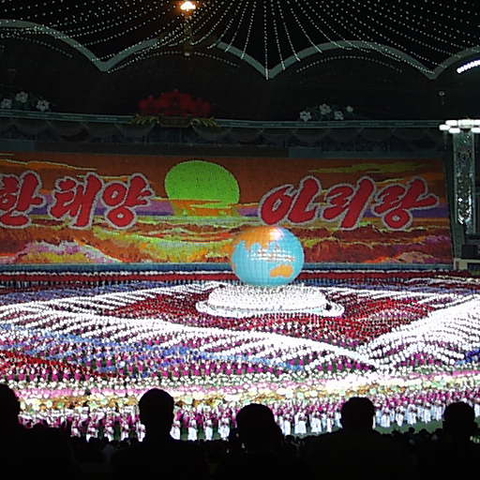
[{"x1": 165, "y1": 160, "x2": 240, "y2": 207}]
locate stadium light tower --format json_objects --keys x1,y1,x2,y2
[{"x1": 439, "y1": 119, "x2": 480, "y2": 236}]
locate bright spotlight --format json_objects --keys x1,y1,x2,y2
[{"x1": 180, "y1": 1, "x2": 197, "y2": 13}]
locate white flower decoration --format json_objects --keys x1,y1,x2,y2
[
  {"x1": 0, "y1": 98, "x2": 12, "y2": 109},
  {"x1": 319, "y1": 103, "x2": 331, "y2": 115},
  {"x1": 36, "y1": 99, "x2": 50, "y2": 112},
  {"x1": 15, "y1": 91, "x2": 29, "y2": 103},
  {"x1": 299, "y1": 110, "x2": 312, "y2": 122},
  {"x1": 346, "y1": 105, "x2": 354, "y2": 113},
  {"x1": 334, "y1": 110, "x2": 344, "y2": 120}
]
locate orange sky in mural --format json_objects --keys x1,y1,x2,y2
[{"x1": 0, "y1": 152, "x2": 447, "y2": 205}]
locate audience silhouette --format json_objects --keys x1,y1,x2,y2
[
  {"x1": 216, "y1": 403, "x2": 304, "y2": 480},
  {"x1": 0, "y1": 383, "x2": 26, "y2": 474},
  {"x1": 443, "y1": 401, "x2": 477, "y2": 440},
  {"x1": 236, "y1": 403, "x2": 284, "y2": 452},
  {"x1": 303, "y1": 396, "x2": 416, "y2": 480},
  {"x1": 0, "y1": 383, "x2": 21, "y2": 432},
  {"x1": 0, "y1": 383, "x2": 478, "y2": 480},
  {"x1": 110, "y1": 388, "x2": 208, "y2": 479},
  {"x1": 418, "y1": 401, "x2": 479, "y2": 480},
  {"x1": 0, "y1": 383, "x2": 77, "y2": 479}
]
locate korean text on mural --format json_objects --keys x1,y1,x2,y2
[
  {"x1": 259, "y1": 176, "x2": 439, "y2": 230},
  {"x1": 0, "y1": 172, "x2": 154, "y2": 229}
]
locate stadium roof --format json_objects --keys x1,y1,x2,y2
[
  {"x1": 1, "y1": 0, "x2": 479, "y2": 79},
  {"x1": 0, "y1": 1, "x2": 479, "y2": 119}
]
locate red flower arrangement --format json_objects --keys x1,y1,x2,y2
[{"x1": 138, "y1": 90, "x2": 212, "y2": 118}]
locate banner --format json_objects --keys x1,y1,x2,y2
[{"x1": 0, "y1": 152, "x2": 452, "y2": 265}]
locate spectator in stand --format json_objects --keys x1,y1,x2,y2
[
  {"x1": 418, "y1": 401, "x2": 479, "y2": 480},
  {"x1": 302, "y1": 396, "x2": 416, "y2": 480},
  {"x1": 110, "y1": 388, "x2": 208, "y2": 480},
  {"x1": 215, "y1": 403, "x2": 305, "y2": 480}
]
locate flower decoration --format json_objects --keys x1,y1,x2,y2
[
  {"x1": 15, "y1": 91, "x2": 29, "y2": 103},
  {"x1": 319, "y1": 103, "x2": 332, "y2": 115},
  {"x1": 0, "y1": 98, "x2": 12, "y2": 109},
  {"x1": 36, "y1": 99, "x2": 50, "y2": 112},
  {"x1": 137, "y1": 90, "x2": 212, "y2": 118},
  {"x1": 0, "y1": 90, "x2": 52, "y2": 112},
  {"x1": 298, "y1": 103, "x2": 358, "y2": 122},
  {"x1": 300, "y1": 110, "x2": 312, "y2": 122}
]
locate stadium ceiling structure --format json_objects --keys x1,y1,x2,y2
[{"x1": 0, "y1": 0, "x2": 479, "y2": 79}]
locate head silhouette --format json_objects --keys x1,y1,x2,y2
[
  {"x1": 340, "y1": 397, "x2": 375, "y2": 432},
  {"x1": 0, "y1": 384, "x2": 21, "y2": 429},
  {"x1": 236, "y1": 403, "x2": 283, "y2": 450},
  {"x1": 138, "y1": 388, "x2": 174, "y2": 438},
  {"x1": 443, "y1": 402, "x2": 476, "y2": 440}
]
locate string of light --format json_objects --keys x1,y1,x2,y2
[
  {"x1": 331, "y1": 1, "x2": 431, "y2": 72},
  {"x1": 368, "y1": 1, "x2": 476, "y2": 47},
  {"x1": 222, "y1": 0, "x2": 249, "y2": 53},
  {"x1": 295, "y1": 0, "x2": 355, "y2": 52},
  {"x1": 239, "y1": 0, "x2": 256, "y2": 60},
  {"x1": 204, "y1": 0, "x2": 244, "y2": 48},
  {"x1": 301, "y1": 0, "x2": 387, "y2": 66},
  {"x1": 108, "y1": 49, "x2": 239, "y2": 75},
  {"x1": 286, "y1": 0, "x2": 323, "y2": 55},
  {"x1": 296, "y1": 55, "x2": 405, "y2": 75},
  {"x1": 0, "y1": 29, "x2": 72, "y2": 58},
  {"x1": 0, "y1": 0, "x2": 478, "y2": 77},
  {"x1": 190, "y1": 0, "x2": 237, "y2": 47},
  {"x1": 270, "y1": 0, "x2": 284, "y2": 71},
  {"x1": 276, "y1": 0, "x2": 299, "y2": 62},
  {"x1": 349, "y1": 1, "x2": 465, "y2": 60}
]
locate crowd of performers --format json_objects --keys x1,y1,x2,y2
[
  {"x1": 1, "y1": 272, "x2": 480, "y2": 443},
  {"x1": 12, "y1": 381, "x2": 480, "y2": 441}
]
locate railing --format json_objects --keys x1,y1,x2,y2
[
  {"x1": 0, "y1": 110, "x2": 445, "y2": 152},
  {"x1": 0, "y1": 109, "x2": 441, "y2": 127}
]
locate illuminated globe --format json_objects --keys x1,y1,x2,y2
[{"x1": 230, "y1": 226, "x2": 304, "y2": 287}]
